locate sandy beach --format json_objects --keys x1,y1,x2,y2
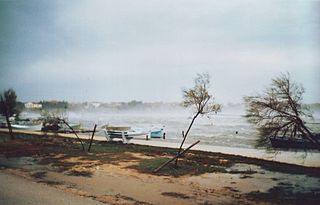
[
  {"x1": 0, "y1": 172, "x2": 105, "y2": 205},
  {"x1": 1, "y1": 130, "x2": 320, "y2": 205},
  {"x1": 2, "y1": 128, "x2": 319, "y2": 167},
  {"x1": 129, "y1": 138, "x2": 320, "y2": 167},
  {"x1": 2, "y1": 1, "x2": 319, "y2": 204}
]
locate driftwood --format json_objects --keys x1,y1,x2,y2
[
  {"x1": 88, "y1": 124, "x2": 97, "y2": 152},
  {"x1": 154, "y1": 140, "x2": 200, "y2": 173}
]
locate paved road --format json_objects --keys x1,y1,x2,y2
[{"x1": 0, "y1": 172, "x2": 106, "y2": 205}]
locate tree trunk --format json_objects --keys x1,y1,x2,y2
[
  {"x1": 62, "y1": 120, "x2": 85, "y2": 151},
  {"x1": 5, "y1": 114, "x2": 14, "y2": 140},
  {"x1": 175, "y1": 111, "x2": 200, "y2": 165},
  {"x1": 88, "y1": 124, "x2": 97, "y2": 152},
  {"x1": 154, "y1": 140, "x2": 200, "y2": 173}
]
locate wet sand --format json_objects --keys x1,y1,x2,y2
[
  {"x1": 130, "y1": 138, "x2": 320, "y2": 167},
  {"x1": 0, "y1": 172, "x2": 105, "y2": 205},
  {"x1": 2, "y1": 155, "x2": 319, "y2": 205},
  {"x1": 1, "y1": 130, "x2": 320, "y2": 205}
]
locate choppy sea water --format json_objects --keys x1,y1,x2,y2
[
  {"x1": 19, "y1": 108, "x2": 320, "y2": 167},
  {"x1": 69, "y1": 111, "x2": 258, "y2": 148},
  {"x1": 21, "y1": 108, "x2": 320, "y2": 149}
]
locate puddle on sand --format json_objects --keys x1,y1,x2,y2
[
  {"x1": 0, "y1": 156, "x2": 44, "y2": 170},
  {"x1": 186, "y1": 163, "x2": 320, "y2": 194}
]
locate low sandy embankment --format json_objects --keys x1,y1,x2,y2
[
  {"x1": 0, "y1": 129, "x2": 320, "y2": 205},
  {"x1": 2, "y1": 128, "x2": 319, "y2": 167}
]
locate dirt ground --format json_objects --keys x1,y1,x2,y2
[{"x1": 0, "y1": 131, "x2": 320, "y2": 205}]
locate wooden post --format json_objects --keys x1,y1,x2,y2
[
  {"x1": 154, "y1": 140, "x2": 200, "y2": 173},
  {"x1": 88, "y1": 124, "x2": 97, "y2": 152}
]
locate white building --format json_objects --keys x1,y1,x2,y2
[{"x1": 25, "y1": 102, "x2": 42, "y2": 109}]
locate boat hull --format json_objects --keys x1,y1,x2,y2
[
  {"x1": 11, "y1": 124, "x2": 42, "y2": 131},
  {"x1": 270, "y1": 136, "x2": 319, "y2": 150},
  {"x1": 150, "y1": 130, "x2": 163, "y2": 138}
]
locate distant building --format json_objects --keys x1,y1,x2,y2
[
  {"x1": 25, "y1": 102, "x2": 42, "y2": 109},
  {"x1": 91, "y1": 102, "x2": 101, "y2": 108}
]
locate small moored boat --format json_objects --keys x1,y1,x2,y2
[
  {"x1": 102, "y1": 125, "x2": 147, "y2": 143},
  {"x1": 150, "y1": 130, "x2": 163, "y2": 138},
  {"x1": 11, "y1": 123, "x2": 42, "y2": 131},
  {"x1": 149, "y1": 127, "x2": 165, "y2": 138},
  {"x1": 270, "y1": 135, "x2": 320, "y2": 150}
]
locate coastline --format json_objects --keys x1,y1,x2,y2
[
  {"x1": 1, "y1": 128, "x2": 319, "y2": 167},
  {"x1": 130, "y1": 138, "x2": 320, "y2": 167}
]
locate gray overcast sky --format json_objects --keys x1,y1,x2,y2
[{"x1": 0, "y1": 0, "x2": 319, "y2": 103}]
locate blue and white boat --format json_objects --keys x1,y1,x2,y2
[{"x1": 149, "y1": 126, "x2": 165, "y2": 138}]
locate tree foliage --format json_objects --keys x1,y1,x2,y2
[
  {"x1": 40, "y1": 101, "x2": 68, "y2": 110},
  {"x1": 0, "y1": 89, "x2": 20, "y2": 139},
  {"x1": 244, "y1": 73, "x2": 319, "y2": 148},
  {"x1": 176, "y1": 73, "x2": 221, "y2": 165},
  {"x1": 183, "y1": 73, "x2": 221, "y2": 115},
  {"x1": 0, "y1": 89, "x2": 20, "y2": 117}
]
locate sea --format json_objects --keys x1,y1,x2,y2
[{"x1": 20, "y1": 105, "x2": 320, "y2": 150}]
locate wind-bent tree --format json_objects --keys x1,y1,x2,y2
[
  {"x1": 0, "y1": 89, "x2": 20, "y2": 139},
  {"x1": 40, "y1": 110, "x2": 85, "y2": 151},
  {"x1": 176, "y1": 73, "x2": 221, "y2": 165},
  {"x1": 244, "y1": 72, "x2": 319, "y2": 149}
]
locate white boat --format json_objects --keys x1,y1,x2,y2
[
  {"x1": 102, "y1": 125, "x2": 147, "y2": 143},
  {"x1": 11, "y1": 123, "x2": 42, "y2": 131},
  {"x1": 101, "y1": 125, "x2": 131, "y2": 131}
]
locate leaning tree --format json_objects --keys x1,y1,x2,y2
[
  {"x1": 0, "y1": 89, "x2": 20, "y2": 139},
  {"x1": 244, "y1": 72, "x2": 319, "y2": 149},
  {"x1": 175, "y1": 73, "x2": 221, "y2": 165}
]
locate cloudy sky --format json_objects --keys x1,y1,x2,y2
[{"x1": 0, "y1": 0, "x2": 319, "y2": 103}]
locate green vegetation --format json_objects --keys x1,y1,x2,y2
[
  {"x1": 1, "y1": 131, "x2": 320, "y2": 178},
  {"x1": 92, "y1": 142, "x2": 177, "y2": 157},
  {"x1": 40, "y1": 100, "x2": 68, "y2": 110},
  {"x1": 131, "y1": 158, "x2": 227, "y2": 177},
  {"x1": 0, "y1": 89, "x2": 20, "y2": 139}
]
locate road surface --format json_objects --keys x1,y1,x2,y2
[{"x1": 0, "y1": 172, "x2": 106, "y2": 205}]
